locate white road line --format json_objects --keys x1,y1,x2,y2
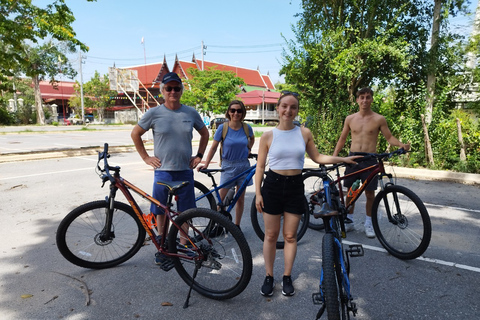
[
  {"x1": 343, "y1": 240, "x2": 480, "y2": 273},
  {"x1": 0, "y1": 158, "x2": 144, "y2": 180},
  {"x1": 424, "y1": 202, "x2": 480, "y2": 213}
]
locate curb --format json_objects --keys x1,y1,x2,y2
[
  {"x1": 2, "y1": 145, "x2": 479, "y2": 185},
  {"x1": 304, "y1": 158, "x2": 479, "y2": 186},
  {"x1": 0, "y1": 145, "x2": 152, "y2": 163}
]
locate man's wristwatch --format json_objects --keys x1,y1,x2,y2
[{"x1": 196, "y1": 152, "x2": 203, "y2": 159}]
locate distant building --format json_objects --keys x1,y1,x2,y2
[{"x1": 36, "y1": 54, "x2": 278, "y2": 124}]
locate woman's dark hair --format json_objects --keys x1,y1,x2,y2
[
  {"x1": 225, "y1": 100, "x2": 247, "y2": 121},
  {"x1": 277, "y1": 92, "x2": 300, "y2": 106}
]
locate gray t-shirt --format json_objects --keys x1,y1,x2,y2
[{"x1": 138, "y1": 104, "x2": 205, "y2": 171}]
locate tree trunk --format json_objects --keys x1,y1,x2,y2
[
  {"x1": 33, "y1": 75, "x2": 45, "y2": 125},
  {"x1": 425, "y1": 0, "x2": 442, "y2": 125},
  {"x1": 456, "y1": 118, "x2": 466, "y2": 161},
  {"x1": 421, "y1": 114, "x2": 434, "y2": 166}
]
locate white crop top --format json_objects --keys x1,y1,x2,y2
[{"x1": 268, "y1": 126, "x2": 306, "y2": 170}]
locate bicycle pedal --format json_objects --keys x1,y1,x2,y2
[
  {"x1": 159, "y1": 259, "x2": 175, "y2": 272},
  {"x1": 349, "y1": 301, "x2": 358, "y2": 316},
  {"x1": 312, "y1": 292, "x2": 323, "y2": 305},
  {"x1": 346, "y1": 244, "x2": 364, "y2": 257}
]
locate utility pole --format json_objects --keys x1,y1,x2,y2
[
  {"x1": 201, "y1": 41, "x2": 206, "y2": 70},
  {"x1": 79, "y1": 50, "x2": 85, "y2": 123}
]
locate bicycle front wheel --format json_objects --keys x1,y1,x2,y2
[
  {"x1": 250, "y1": 195, "x2": 310, "y2": 249},
  {"x1": 303, "y1": 171, "x2": 326, "y2": 230},
  {"x1": 168, "y1": 208, "x2": 252, "y2": 300},
  {"x1": 322, "y1": 233, "x2": 347, "y2": 320},
  {"x1": 56, "y1": 200, "x2": 146, "y2": 269},
  {"x1": 372, "y1": 185, "x2": 432, "y2": 260}
]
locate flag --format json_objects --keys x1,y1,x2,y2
[{"x1": 141, "y1": 37, "x2": 144, "y2": 44}]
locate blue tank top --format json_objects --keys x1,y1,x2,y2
[{"x1": 268, "y1": 126, "x2": 305, "y2": 170}]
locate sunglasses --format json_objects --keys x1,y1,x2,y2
[
  {"x1": 229, "y1": 108, "x2": 243, "y2": 114},
  {"x1": 165, "y1": 86, "x2": 182, "y2": 92},
  {"x1": 281, "y1": 90, "x2": 299, "y2": 97}
]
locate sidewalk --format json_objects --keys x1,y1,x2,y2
[{"x1": 1, "y1": 125, "x2": 479, "y2": 185}]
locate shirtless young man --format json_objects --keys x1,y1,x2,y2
[{"x1": 333, "y1": 87, "x2": 410, "y2": 238}]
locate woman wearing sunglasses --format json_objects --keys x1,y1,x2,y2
[{"x1": 198, "y1": 100, "x2": 255, "y2": 229}]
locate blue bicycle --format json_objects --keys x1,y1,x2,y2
[
  {"x1": 309, "y1": 164, "x2": 364, "y2": 320},
  {"x1": 193, "y1": 153, "x2": 310, "y2": 249}
]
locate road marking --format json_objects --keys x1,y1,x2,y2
[
  {"x1": 344, "y1": 240, "x2": 480, "y2": 273},
  {"x1": 424, "y1": 202, "x2": 480, "y2": 213},
  {"x1": 0, "y1": 158, "x2": 144, "y2": 180}
]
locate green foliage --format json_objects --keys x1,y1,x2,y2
[
  {"x1": 0, "y1": 106, "x2": 14, "y2": 125},
  {"x1": 181, "y1": 67, "x2": 245, "y2": 115},
  {"x1": 0, "y1": 0, "x2": 94, "y2": 88},
  {"x1": 73, "y1": 71, "x2": 116, "y2": 121},
  {"x1": 280, "y1": 0, "x2": 479, "y2": 173}
]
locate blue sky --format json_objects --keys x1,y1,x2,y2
[
  {"x1": 35, "y1": 0, "x2": 303, "y2": 84},
  {"x1": 34, "y1": 0, "x2": 478, "y2": 85}
]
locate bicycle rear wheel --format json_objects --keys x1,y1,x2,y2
[
  {"x1": 303, "y1": 171, "x2": 326, "y2": 230},
  {"x1": 168, "y1": 208, "x2": 252, "y2": 300},
  {"x1": 250, "y1": 195, "x2": 309, "y2": 249},
  {"x1": 322, "y1": 233, "x2": 346, "y2": 320},
  {"x1": 372, "y1": 185, "x2": 432, "y2": 260},
  {"x1": 56, "y1": 200, "x2": 146, "y2": 269}
]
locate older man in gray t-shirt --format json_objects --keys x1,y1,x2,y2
[{"x1": 131, "y1": 72, "x2": 209, "y2": 258}]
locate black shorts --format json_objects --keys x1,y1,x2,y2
[
  {"x1": 261, "y1": 170, "x2": 305, "y2": 215},
  {"x1": 344, "y1": 152, "x2": 379, "y2": 191}
]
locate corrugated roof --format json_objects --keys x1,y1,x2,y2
[
  {"x1": 236, "y1": 90, "x2": 280, "y2": 105},
  {"x1": 39, "y1": 81, "x2": 75, "y2": 100}
]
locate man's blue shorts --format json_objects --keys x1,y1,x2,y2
[{"x1": 151, "y1": 170, "x2": 195, "y2": 215}]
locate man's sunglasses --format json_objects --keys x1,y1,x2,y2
[
  {"x1": 165, "y1": 86, "x2": 182, "y2": 92},
  {"x1": 281, "y1": 90, "x2": 299, "y2": 97},
  {"x1": 229, "y1": 108, "x2": 243, "y2": 114}
]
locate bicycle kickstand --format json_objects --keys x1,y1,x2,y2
[{"x1": 183, "y1": 261, "x2": 201, "y2": 309}]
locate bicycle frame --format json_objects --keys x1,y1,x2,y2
[
  {"x1": 332, "y1": 157, "x2": 393, "y2": 214},
  {"x1": 197, "y1": 163, "x2": 256, "y2": 212},
  {"x1": 100, "y1": 152, "x2": 200, "y2": 261}
]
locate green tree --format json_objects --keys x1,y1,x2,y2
[
  {"x1": 281, "y1": 0, "x2": 472, "y2": 162},
  {"x1": 1, "y1": 0, "x2": 95, "y2": 123},
  {"x1": 77, "y1": 71, "x2": 116, "y2": 122},
  {"x1": 23, "y1": 41, "x2": 78, "y2": 124},
  {"x1": 181, "y1": 67, "x2": 245, "y2": 116}
]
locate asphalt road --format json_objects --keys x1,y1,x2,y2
[{"x1": 0, "y1": 126, "x2": 479, "y2": 319}]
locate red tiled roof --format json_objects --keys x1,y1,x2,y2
[
  {"x1": 262, "y1": 74, "x2": 274, "y2": 89},
  {"x1": 236, "y1": 90, "x2": 280, "y2": 105},
  {"x1": 172, "y1": 58, "x2": 198, "y2": 82},
  {"x1": 40, "y1": 81, "x2": 76, "y2": 100},
  {"x1": 195, "y1": 60, "x2": 274, "y2": 90}
]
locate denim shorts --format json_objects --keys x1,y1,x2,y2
[
  {"x1": 261, "y1": 170, "x2": 305, "y2": 215},
  {"x1": 220, "y1": 158, "x2": 253, "y2": 189},
  {"x1": 344, "y1": 152, "x2": 379, "y2": 191},
  {"x1": 151, "y1": 170, "x2": 195, "y2": 215}
]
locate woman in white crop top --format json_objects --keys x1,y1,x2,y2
[{"x1": 255, "y1": 92, "x2": 361, "y2": 297}]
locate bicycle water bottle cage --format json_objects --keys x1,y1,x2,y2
[{"x1": 313, "y1": 202, "x2": 339, "y2": 218}]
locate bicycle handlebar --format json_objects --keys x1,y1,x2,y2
[
  {"x1": 303, "y1": 148, "x2": 408, "y2": 173},
  {"x1": 97, "y1": 143, "x2": 120, "y2": 185}
]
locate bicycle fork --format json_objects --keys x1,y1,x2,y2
[
  {"x1": 99, "y1": 184, "x2": 118, "y2": 243},
  {"x1": 312, "y1": 236, "x2": 364, "y2": 319}
]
